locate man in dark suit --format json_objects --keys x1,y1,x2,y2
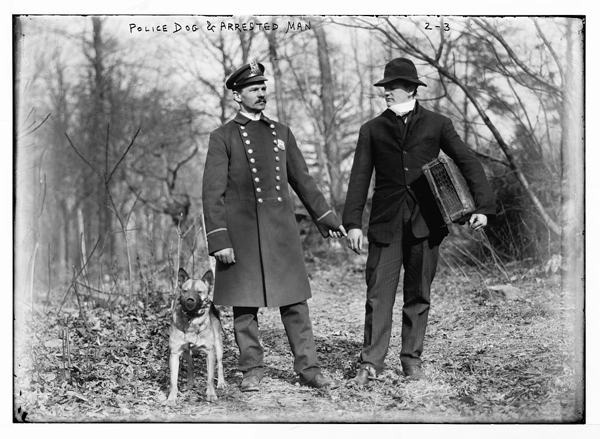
[
  {"x1": 343, "y1": 58, "x2": 496, "y2": 384},
  {"x1": 203, "y1": 61, "x2": 346, "y2": 392}
]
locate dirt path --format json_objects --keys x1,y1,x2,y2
[{"x1": 14, "y1": 259, "x2": 582, "y2": 423}]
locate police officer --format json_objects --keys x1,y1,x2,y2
[{"x1": 203, "y1": 61, "x2": 346, "y2": 391}]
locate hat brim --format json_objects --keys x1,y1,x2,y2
[{"x1": 373, "y1": 76, "x2": 427, "y2": 87}]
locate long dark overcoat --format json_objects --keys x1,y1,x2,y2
[
  {"x1": 343, "y1": 101, "x2": 496, "y2": 244},
  {"x1": 202, "y1": 112, "x2": 340, "y2": 308}
]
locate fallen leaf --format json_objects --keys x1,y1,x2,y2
[
  {"x1": 487, "y1": 284, "x2": 522, "y2": 300},
  {"x1": 44, "y1": 339, "x2": 62, "y2": 348}
]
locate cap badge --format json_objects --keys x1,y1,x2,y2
[
  {"x1": 277, "y1": 139, "x2": 285, "y2": 150},
  {"x1": 250, "y1": 60, "x2": 261, "y2": 76}
]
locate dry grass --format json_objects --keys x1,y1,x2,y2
[{"x1": 13, "y1": 258, "x2": 583, "y2": 423}]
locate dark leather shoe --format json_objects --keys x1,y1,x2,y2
[
  {"x1": 403, "y1": 364, "x2": 425, "y2": 381},
  {"x1": 302, "y1": 373, "x2": 339, "y2": 389},
  {"x1": 241, "y1": 375, "x2": 260, "y2": 392},
  {"x1": 348, "y1": 366, "x2": 376, "y2": 388}
]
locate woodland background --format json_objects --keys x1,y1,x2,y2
[{"x1": 13, "y1": 15, "x2": 585, "y2": 424}]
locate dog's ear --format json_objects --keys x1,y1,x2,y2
[
  {"x1": 201, "y1": 270, "x2": 214, "y2": 288},
  {"x1": 178, "y1": 268, "x2": 190, "y2": 287}
]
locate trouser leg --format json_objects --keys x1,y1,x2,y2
[
  {"x1": 280, "y1": 300, "x2": 320, "y2": 383},
  {"x1": 233, "y1": 306, "x2": 264, "y2": 379},
  {"x1": 360, "y1": 238, "x2": 404, "y2": 374},
  {"x1": 400, "y1": 237, "x2": 439, "y2": 367}
]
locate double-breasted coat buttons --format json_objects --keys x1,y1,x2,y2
[{"x1": 241, "y1": 120, "x2": 287, "y2": 205}]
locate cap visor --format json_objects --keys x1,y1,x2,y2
[{"x1": 235, "y1": 76, "x2": 268, "y2": 89}]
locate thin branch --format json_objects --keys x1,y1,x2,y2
[
  {"x1": 65, "y1": 132, "x2": 103, "y2": 180},
  {"x1": 58, "y1": 236, "x2": 101, "y2": 313},
  {"x1": 532, "y1": 18, "x2": 565, "y2": 86},
  {"x1": 473, "y1": 18, "x2": 562, "y2": 95},
  {"x1": 18, "y1": 112, "x2": 52, "y2": 139},
  {"x1": 107, "y1": 127, "x2": 141, "y2": 183},
  {"x1": 473, "y1": 149, "x2": 510, "y2": 167},
  {"x1": 170, "y1": 147, "x2": 199, "y2": 190}
]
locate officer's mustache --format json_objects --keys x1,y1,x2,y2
[{"x1": 256, "y1": 98, "x2": 267, "y2": 104}]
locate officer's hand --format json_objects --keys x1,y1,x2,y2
[
  {"x1": 346, "y1": 228, "x2": 363, "y2": 255},
  {"x1": 468, "y1": 214, "x2": 488, "y2": 232},
  {"x1": 328, "y1": 225, "x2": 348, "y2": 239},
  {"x1": 214, "y1": 248, "x2": 236, "y2": 264}
]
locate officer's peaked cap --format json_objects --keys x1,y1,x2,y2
[{"x1": 226, "y1": 61, "x2": 268, "y2": 90}]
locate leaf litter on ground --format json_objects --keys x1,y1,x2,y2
[{"x1": 14, "y1": 258, "x2": 582, "y2": 423}]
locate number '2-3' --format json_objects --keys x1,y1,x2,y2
[{"x1": 425, "y1": 22, "x2": 450, "y2": 31}]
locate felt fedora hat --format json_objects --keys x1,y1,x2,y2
[
  {"x1": 373, "y1": 58, "x2": 427, "y2": 87},
  {"x1": 226, "y1": 60, "x2": 268, "y2": 90}
]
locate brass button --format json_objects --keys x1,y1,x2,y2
[
  {"x1": 250, "y1": 158, "x2": 255, "y2": 163},
  {"x1": 275, "y1": 176, "x2": 281, "y2": 181},
  {"x1": 275, "y1": 166, "x2": 280, "y2": 171},
  {"x1": 243, "y1": 132, "x2": 248, "y2": 137},
  {"x1": 258, "y1": 198, "x2": 263, "y2": 203},
  {"x1": 272, "y1": 131, "x2": 277, "y2": 136},
  {"x1": 275, "y1": 157, "x2": 280, "y2": 162},
  {"x1": 276, "y1": 185, "x2": 281, "y2": 191},
  {"x1": 256, "y1": 188, "x2": 262, "y2": 193},
  {"x1": 252, "y1": 168, "x2": 257, "y2": 173},
  {"x1": 254, "y1": 177, "x2": 260, "y2": 183},
  {"x1": 404, "y1": 167, "x2": 409, "y2": 171},
  {"x1": 274, "y1": 147, "x2": 279, "y2": 152},
  {"x1": 277, "y1": 197, "x2": 282, "y2": 202},
  {"x1": 403, "y1": 151, "x2": 407, "y2": 155},
  {"x1": 270, "y1": 124, "x2": 275, "y2": 129},
  {"x1": 245, "y1": 140, "x2": 251, "y2": 145},
  {"x1": 248, "y1": 149, "x2": 253, "y2": 154},
  {"x1": 273, "y1": 140, "x2": 278, "y2": 145},
  {"x1": 240, "y1": 126, "x2": 245, "y2": 130}
]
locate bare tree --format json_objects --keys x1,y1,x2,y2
[
  {"x1": 338, "y1": 16, "x2": 580, "y2": 238},
  {"x1": 265, "y1": 30, "x2": 288, "y2": 124},
  {"x1": 66, "y1": 126, "x2": 141, "y2": 299},
  {"x1": 313, "y1": 22, "x2": 345, "y2": 212}
]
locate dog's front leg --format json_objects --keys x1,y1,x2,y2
[
  {"x1": 183, "y1": 348, "x2": 194, "y2": 390},
  {"x1": 215, "y1": 333, "x2": 226, "y2": 389},
  {"x1": 205, "y1": 348, "x2": 217, "y2": 402},
  {"x1": 167, "y1": 351, "x2": 180, "y2": 404}
]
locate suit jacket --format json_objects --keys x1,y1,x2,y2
[
  {"x1": 203, "y1": 112, "x2": 341, "y2": 307},
  {"x1": 343, "y1": 101, "x2": 496, "y2": 245}
]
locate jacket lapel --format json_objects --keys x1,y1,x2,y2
[
  {"x1": 381, "y1": 101, "x2": 423, "y2": 150},
  {"x1": 402, "y1": 101, "x2": 424, "y2": 151},
  {"x1": 381, "y1": 109, "x2": 405, "y2": 151}
]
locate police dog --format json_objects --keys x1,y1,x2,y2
[{"x1": 167, "y1": 268, "x2": 226, "y2": 403}]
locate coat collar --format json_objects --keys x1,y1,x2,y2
[
  {"x1": 234, "y1": 111, "x2": 273, "y2": 126},
  {"x1": 378, "y1": 100, "x2": 424, "y2": 149},
  {"x1": 381, "y1": 99, "x2": 423, "y2": 125}
]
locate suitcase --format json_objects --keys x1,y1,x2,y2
[{"x1": 422, "y1": 156, "x2": 475, "y2": 224}]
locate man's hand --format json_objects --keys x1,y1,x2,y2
[
  {"x1": 214, "y1": 248, "x2": 236, "y2": 264},
  {"x1": 328, "y1": 225, "x2": 348, "y2": 239},
  {"x1": 346, "y1": 228, "x2": 363, "y2": 254},
  {"x1": 468, "y1": 214, "x2": 488, "y2": 232}
]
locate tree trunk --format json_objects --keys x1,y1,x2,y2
[
  {"x1": 313, "y1": 24, "x2": 344, "y2": 212},
  {"x1": 90, "y1": 17, "x2": 109, "y2": 261},
  {"x1": 266, "y1": 31, "x2": 288, "y2": 124}
]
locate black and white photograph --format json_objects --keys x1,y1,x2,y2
[{"x1": 9, "y1": 1, "x2": 593, "y2": 433}]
